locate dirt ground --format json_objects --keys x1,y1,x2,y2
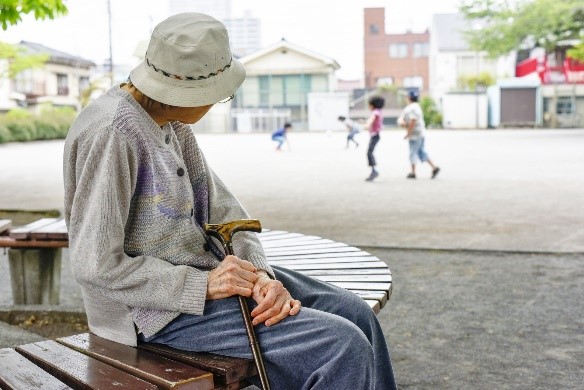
[{"x1": 0, "y1": 309, "x2": 88, "y2": 339}]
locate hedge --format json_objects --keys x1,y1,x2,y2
[{"x1": 0, "y1": 105, "x2": 77, "y2": 144}]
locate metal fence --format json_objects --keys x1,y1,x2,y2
[{"x1": 231, "y1": 108, "x2": 292, "y2": 133}]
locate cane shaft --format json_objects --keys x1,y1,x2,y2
[
  {"x1": 225, "y1": 241, "x2": 271, "y2": 390},
  {"x1": 237, "y1": 295, "x2": 271, "y2": 390}
]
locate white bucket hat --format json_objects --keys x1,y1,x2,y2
[{"x1": 129, "y1": 13, "x2": 246, "y2": 107}]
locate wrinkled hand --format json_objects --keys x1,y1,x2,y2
[
  {"x1": 250, "y1": 272, "x2": 301, "y2": 327},
  {"x1": 207, "y1": 255, "x2": 258, "y2": 300}
]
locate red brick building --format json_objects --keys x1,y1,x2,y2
[{"x1": 364, "y1": 8, "x2": 430, "y2": 93}]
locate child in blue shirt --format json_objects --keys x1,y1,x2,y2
[{"x1": 272, "y1": 122, "x2": 292, "y2": 151}]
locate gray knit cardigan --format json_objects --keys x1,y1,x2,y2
[{"x1": 63, "y1": 86, "x2": 273, "y2": 346}]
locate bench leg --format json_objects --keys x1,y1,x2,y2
[{"x1": 8, "y1": 248, "x2": 61, "y2": 305}]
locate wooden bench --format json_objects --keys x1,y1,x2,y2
[
  {"x1": 0, "y1": 332, "x2": 255, "y2": 389},
  {"x1": 0, "y1": 218, "x2": 66, "y2": 305},
  {"x1": 0, "y1": 218, "x2": 393, "y2": 389},
  {"x1": 0, "y1": 218, "x2": 392, "y2": 312}
]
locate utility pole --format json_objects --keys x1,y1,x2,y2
[
  {"x1": 107, "y1": 0, "x2": 114, "y2": 86},
  {"x1": 475, "y1": 50, "x2": 479, "y2": 129}
]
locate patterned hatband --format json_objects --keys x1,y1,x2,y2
[{"x1": 146, "y1": 57, "x2": 233, "y2": 81}]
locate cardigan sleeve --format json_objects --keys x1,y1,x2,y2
[{"x1": 64, "y1": 126, "x2": 208, "y2": 316}]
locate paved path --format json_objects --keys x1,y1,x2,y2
[{"x1": 1, "y1": 129, "x2": 583, "y2": 252}]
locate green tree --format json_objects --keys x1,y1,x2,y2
[
  {"x1": 459, "y1": 71, "x2": 496, "y2": 91},
  {"x1": 420, "y1": 96, "x2": 443, "y2": 128},
  {"x1": 0, "y1": 1, "x2": 68, "y2": 86},
  {"x1": 460, "y1": 0, "x2": 584, "y2": 58},
  {"x1": 0, "y1": 0, "x2": 68, "y2": 30},
  {"x1": 567, "y1": 43, "x2": 584, "y2": 62}
]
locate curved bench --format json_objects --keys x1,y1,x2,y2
[
  {"x1": 259, "y1": 229, "x2": 391, "y2": 313},
  {"x1": 0, "y1": 218, "x2": 393, "y2": 389},
  {"x1": 0, "y1": 218, "x2": 392, "y2": 312}
]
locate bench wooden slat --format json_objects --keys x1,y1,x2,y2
[
  {"x1": 263, "y1": 242, "x2": 347, "y2": 251},
  {"x1": 260, "y1": 237, "x2": 333, "y2": 248},
  {"x1": 259, "y1": 235, "x2": 323, "y2": 243},
  {"x1": 265, "y1": 246, "x2": 361, "y2": 257},
  {"x1": 365, "y1": 299, "x2": 381, "y2": 313},
  {"x1": 299, "y1": 268, "x2": 391, "y2": 276},
  {"x1": 327, "y1": 281, "x2": 391, "y2": 291},
  {"x1": 264, "y1": 242, "x2": 352, "y2": 252},
  {"x1": 0, "y1": 348, "x2": 72, "y2": 390},
  {"x1": 29, "y1": 219, "x2": 68, "y2": 240},
  {"x1": 0, "y1": 219, "x2": 11, "y2": 236},
  {"x1": 255, "y1": 230, "x2": 292, "y2": 237},
  {"x1": 57, "y1": 333, "x2": 214, "y2": 390},
  {"x1": 312, "y1": 274, "x2": 392, "y2": 283},
  {"x1": 271, "y1": 260, "x2": 389, "y2": 271},
  {"x1": 266, "y1": 251, "x2": 371, "y2": 260},
  {"x1": 16, "y1": 340, "x2": 159, "y2": 389},
  {"x1": 349, "y1": 290, "x2": 389, "y2": 305},
  {"x1": 259, "y1": 233, "x2": 322, "y2": 240},
  {"x1": 0, "y1": 237, "x2": 69, "y2": 249},
  {"x1": 268, "y1": 255, "x2": 380, "y2": 265},
  {"x1": 258, "y1": 232, "x2": 317, "y2": 241},
  {"x1": 8, "y1": 218, "x2": 59, "y2": 240},
  {"x1": 138, "y1": 343, "x2": 256, "y2": 387}
]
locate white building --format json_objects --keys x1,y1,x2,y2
[
  {"x1": 236, "y1": 39, "x2": 340, "y2": 131},
  {"x1": 168, "y1": 0, "x2": 261, "y2": 57},
  {"x1": 223, "y1": 11, "x2": 262, "y2": 57},
  {"x1": 0, "y1": 41, "x2": 94, "y2": 112},
  {"x1": 429, "y1": 13, "x2": 515, "y2": 128}
]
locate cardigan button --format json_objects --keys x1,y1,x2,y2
[
  {"x1": 203, "y1": 243, "x2": 210, "y2": 251},
  {"x1": 177, "y1": 167, "x2": 185, "y2": 176},
  {"x1": 165, "y1": 134, "x2": 171, "y2": 144}
]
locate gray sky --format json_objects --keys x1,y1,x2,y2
[{"x1": 0, "y1": 0, "x2": 461, "y2": 80}]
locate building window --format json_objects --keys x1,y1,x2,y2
[
  {"x1": 457, "y1": 54, "x2": 497, "y2": 79},
  {"x1": 370, "y1": 24, "x2": 379, "y2": 34},
  {"x1": 376, "y1": 77, "x2": 394, "y2": 86},
  {"x1": 258, "y1": 74, "x2": 318, "y2": 108},
  {"x1": 556, "y1": 97, "x2": 573, "y2": 114},
  {"x1": 457, "y1": 55, "x2": 477, "y2": 76},
  {"x1": 258, "y1": 76, "x2": 270, "y2": 106},
  {"x1": 413, "y1": 42, "x2": 429, "y2": 57},
  {"x1": 389, "y1": 43, "x2": 408, "y2": 58},
  {"x1": 57, "y1": 73, "x2": 69, "y2": 96},
  {"x1": 14, "y1": 69, "x2": 33, "y2": 94},
  {"x1": 403, "y1": 76, "x2": 424, "y2": 89}
]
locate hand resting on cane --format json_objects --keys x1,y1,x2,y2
[
  {"x1": 206, "y1": 255, "x2": 301, "y2": 326},
  {"x1": 207, "y1": 255, "x2": 258, "y2": 299},
  {"x1": 251, "y1": 271, "x2": 301, "y2": 327}
]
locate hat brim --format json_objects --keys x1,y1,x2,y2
[{"x1": 129, "y1": 57, "x2": 246, "y2": 107}]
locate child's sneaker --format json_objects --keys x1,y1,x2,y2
[
  {"x1": 365, "y1": 171, "x2": 379, "y2": 182},
  {"x1": 431, "y1": 167, "x2": 441, "y2": 179},
  {"x1": 406, "y1": 173, "x2": 416, "y2": 179}
]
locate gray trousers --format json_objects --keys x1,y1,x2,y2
[
  {"x1": 140, "y1": 266, "x2": 397, "y2": 390},
  {"x1": 367, "y1": 134, "x2": 380, "y2": 167}
]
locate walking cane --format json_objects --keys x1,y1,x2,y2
[{"x1": 204, "y1": 219, "x2": 271, "y2": 390}]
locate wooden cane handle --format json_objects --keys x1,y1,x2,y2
[{"x1": 204, "y1": 219, "x2": 262, "y2": 248}]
